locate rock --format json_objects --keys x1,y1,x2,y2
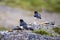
[
  {"x1": 0, "y1": 31, "x2": 60, "y2": 40},
  {"x1": 0, "y1": 33, "x2": 4, "y2": 40}
]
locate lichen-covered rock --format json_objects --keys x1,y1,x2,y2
[
  {"x1": 0, "y1": 31, "x2": 60, "y2": 40},
  {"x1": 0, "y1": 33, "x2": 3, "y2": 40}
]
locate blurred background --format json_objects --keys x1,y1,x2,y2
[{"x1": 0, "y1": 0, "x2": 60, "y2": 29}]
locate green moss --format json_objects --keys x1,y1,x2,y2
[
  {"x1": 33, "y1": 30, "x2": 49, "y2": 35},
  {"x1": 53, "y1": 27, "x2": 60, "y2": 34},
  {"x1": 0, "y1": 0, "x2": 60, "y2": 13},
  {"x1": 49, "y1": 33, "x2": 54, "y2": 37},
  {"x1": 0, "y1": 27, "x2": 8, "y2": 31}
]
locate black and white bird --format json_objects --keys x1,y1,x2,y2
[
  {"x1": 13, "y1": 19, "x2": 34, "y2": 30},
  {"x1": 20, "y1": 19, "x2": 28, "y2": 30},
  {"x1": 13, "y1": 19, "x2": 27, "y2": 30},
  {"x1": 34, "y1": 11, "x2": 41, "y2": 19},
  {"x1": 20, "y1": 19, "x2": 34, "y2": 30},
  {"x1": 33, "y1": 11, "x2": 42, "y2": 25}
]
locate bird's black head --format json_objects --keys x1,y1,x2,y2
[
  {"x1": 20, "y1": 19, "x2": 24, "y2": 22},
  {"x1": 34, "y1": 11, "x2": 38, "y2": 14}
]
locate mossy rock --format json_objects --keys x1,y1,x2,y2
[
  {"x1": 33, "y1": 30, "x2": 49, "y2": 35},
  {"x1": 53, "y1": 27, "x2": 60, "y2": 34}
]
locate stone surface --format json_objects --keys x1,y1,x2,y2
[{"x1": 0, "y1": 30, "x2": 60, "y2": 40}]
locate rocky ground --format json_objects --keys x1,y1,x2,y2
[{"x1": 0, "y1": 30, "x2": 60, "y2": 40}]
